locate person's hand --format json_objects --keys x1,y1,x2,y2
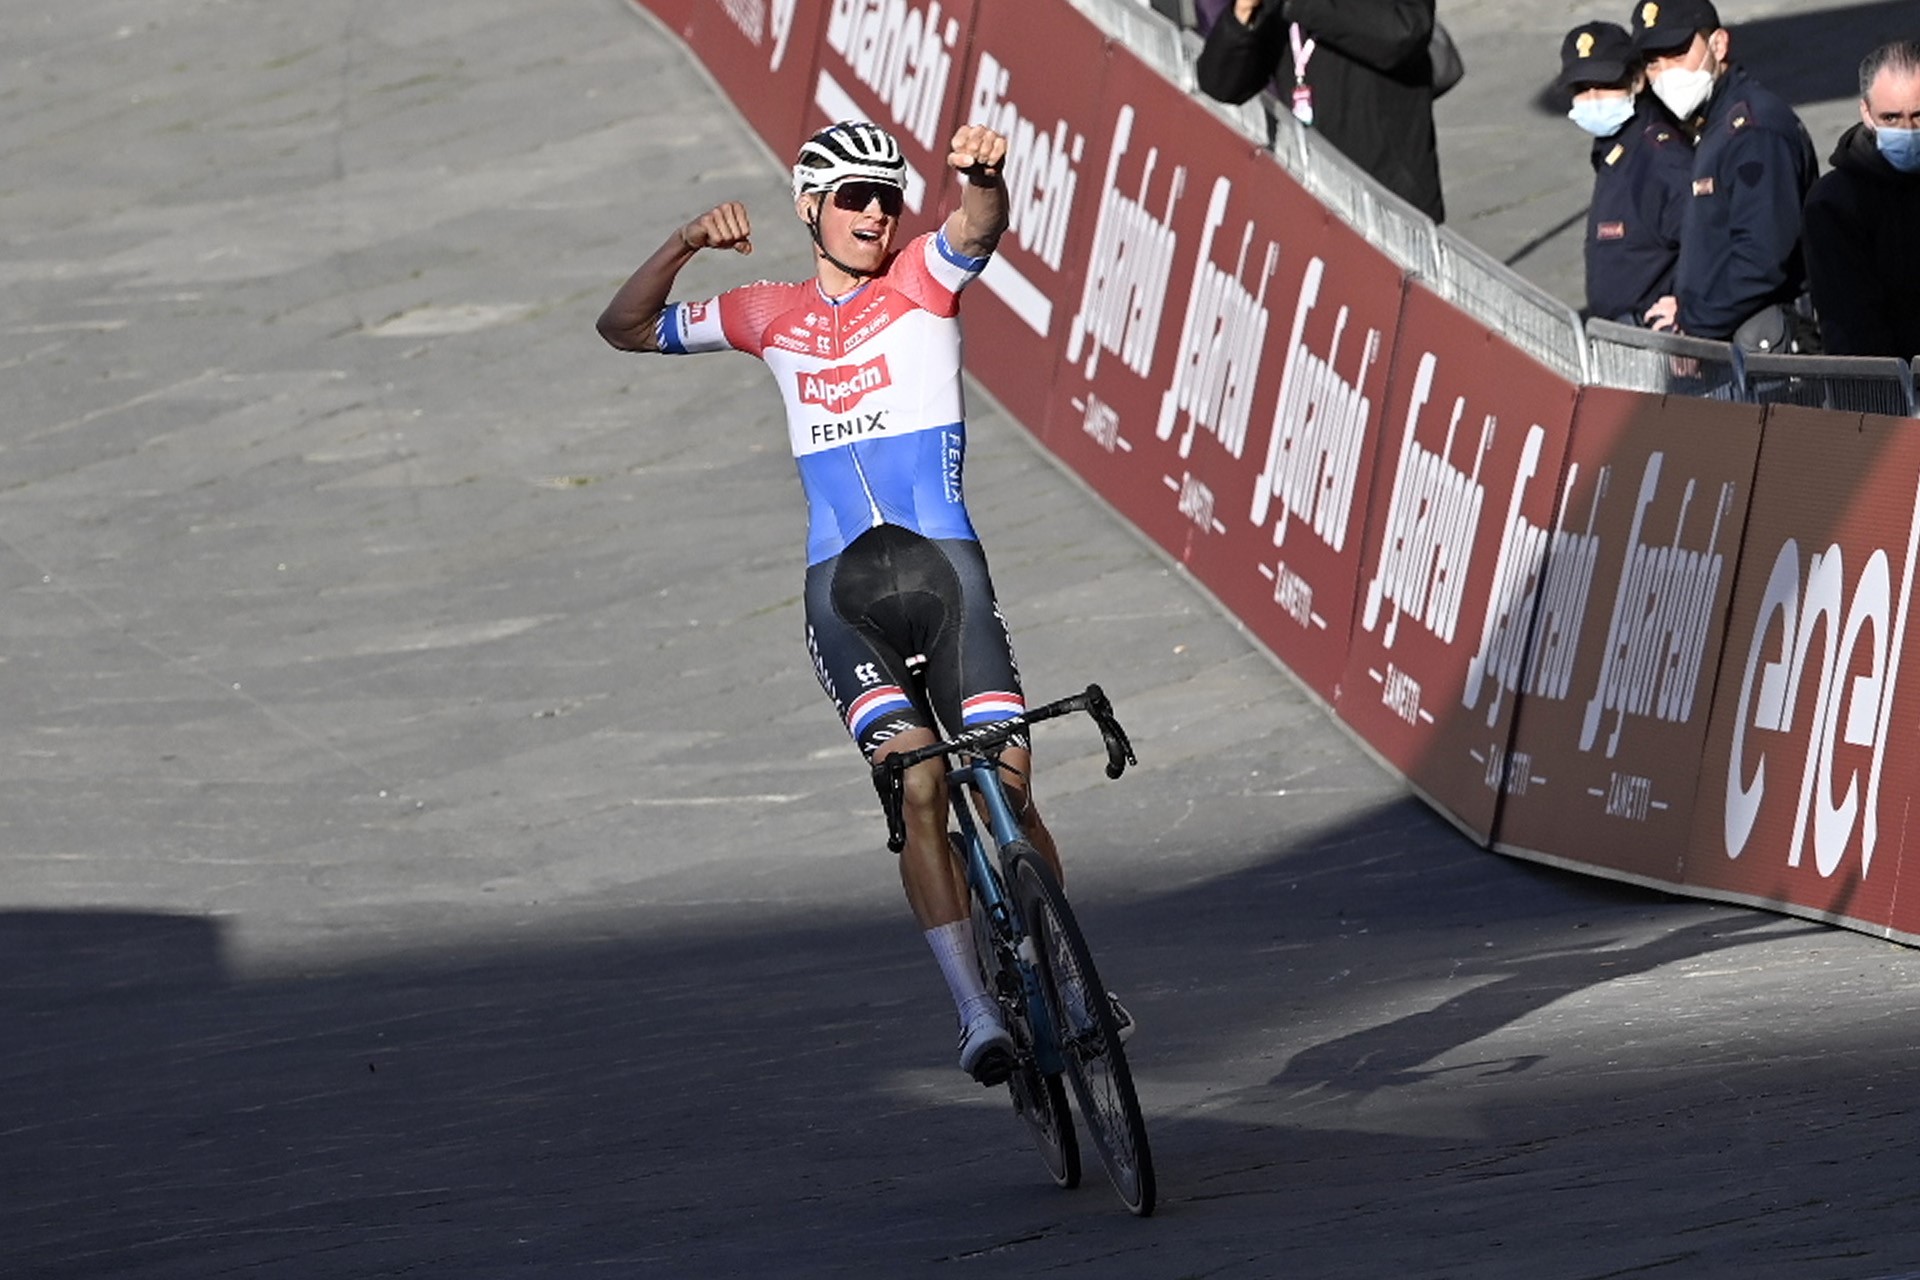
[
  {"x1": 681, "y1": 202, "x2": 752, "y2": 255},
  {"x1": 1234, "y1": 0, "x2": 1262, "y2": 23},
  {"x1": 1643, "y1": 295, "x2": 1679, "y2": 332},
  {"x1": 947, "y1": 123, "x2": 1007, "y2": 178}
]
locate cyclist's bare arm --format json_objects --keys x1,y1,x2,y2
[
  {"x1": 943, "y1": 124, "x2": 1008, "y2": 260},
  {"x1": 596, "y1": 202, "x2": 754, "y2": 352}
]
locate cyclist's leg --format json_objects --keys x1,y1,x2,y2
[
  {"x1": 992, "y1": 740, "x2": 1061, "y2": 885},
  {"x1": 806, "y1": 537, "x2": 1009, "y2": 1077},
  {"x1": 873, "y1": 728, "x2": 965, "y2": 927},
  {"x1": 921, "y1": 538, "x2": 1063, "y2": 883},
  {"x1": 805, "y1": 559, "x2": 961, "y2": 923}
]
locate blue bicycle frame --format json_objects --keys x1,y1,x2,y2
[
  {"x1": 871, "y1": 685, "x2": 1136, "y2": 1081},
  {"x1": 943, "y1": 756, "x2": 1066, "y2": 1076}
]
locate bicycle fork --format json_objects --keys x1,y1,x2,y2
[{"x1": 947, "y1": 770, "x2": 1066, "y2": 1077}]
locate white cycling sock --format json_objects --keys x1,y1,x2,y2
[{"x1": 924, "y1": 921, "x2": 995, "y2": 1023}]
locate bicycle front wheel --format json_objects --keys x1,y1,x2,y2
[
  {"x1": 967, "y1": 854, "x2": 1080, "y2": 1190},
  {"x1": 1009, "y1": 844, "x2": 1156, "y2": 1216}
]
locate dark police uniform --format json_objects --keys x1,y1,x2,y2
[
  {"x1": 1585, "y1": 96, "x2": 1693, "y2": 324},
  {"x1": 1672, "y1": 63, "x2": 1819, "y2": 341}
]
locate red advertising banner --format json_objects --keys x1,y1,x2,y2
[
  {"x1": 1335, "y1": 282, "x2": 1579, "y2": 840},
  {"x1": 1687, "y1": 406, "x2": 1920, "y2": 935},
  {"x1": 797, "y1": 0, "x2": 983, "y2": 235},
  {"x1": 1197, "y1": 189, "x2": 1407, "y2": 700},
  {"x1": 949, "y1": 0, "x2": 1111, "y2": 431},
  {"x1": 628, "y1": 0, "x2": 699, "y2": 39},
  {"x1": 647, "y1": 0, "x2": 832, "y2": 165},
  {"x1": 1494, "y1": 390, "x2": 1764, "y2": 885},
  {"x1": 1034, "y1": 46, "x2": 1286, "y2": 567}
]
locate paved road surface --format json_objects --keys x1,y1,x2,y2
[{"x1": 5, "y1": 2, "x2": 1919, "y2": 1276}]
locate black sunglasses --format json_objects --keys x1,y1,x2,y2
[{"x1": 830, "y1": 181, "x2": 904, "y2": 217}]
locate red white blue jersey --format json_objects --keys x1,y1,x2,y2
[{"x1": 656, "y1": 229, "x2": 988, "y2": 565}]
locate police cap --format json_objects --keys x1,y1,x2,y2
[
  {"x1": 1631, "y1": 0, "x2": 1722, "y2": 56},
  {"x1": 1557, "y1": 22, "x2": 1637, "y2": 91}
]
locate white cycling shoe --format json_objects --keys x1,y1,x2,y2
[{"x1": 958, "y1": 1005, "x2": 1015, "y2": 1085}]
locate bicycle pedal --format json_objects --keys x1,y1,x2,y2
[{"x1": 969, "y1": 1046, "x2": 1014, "y2": 1087}]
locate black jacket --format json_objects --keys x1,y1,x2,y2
[
  {"x1": 1585, "y1": 97, "x2": 1693, "y2": 324},
  {"x1": 1672, "y1": 64, "x2": 1818, "y2": 339},
  {"x1": 1803, "y1": 122, "x2": 1920, "y2": 359},
  {"x1": 1195, "y1": 0, "x2": 1444, "y2": 223}
]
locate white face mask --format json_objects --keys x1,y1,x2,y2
[
  {"x1": 1568, "y1": 95, "x2": 1637, "y2": 137},
  {"x1": 1652, "y1": 65, "x2": 1714, "y2": 119}
]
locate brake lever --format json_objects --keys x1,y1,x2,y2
[{"x1": 1084, "y1": 684, "x2": 1137, "y2": 780}]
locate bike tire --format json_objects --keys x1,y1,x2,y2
[
  {"x1": 1009, "y1": 844, "x2": 1156, "y2": 1216},
  {"x1": 965, "y1": 844, "x2": 1080, "y2": 1190},
  {"x1": 1008, "y1": 1059, "x2": 1078, "y2": 1189}
]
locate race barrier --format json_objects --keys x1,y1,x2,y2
[{"x1": 627, "y1": 0, "x2": 1920, "y2": 945}]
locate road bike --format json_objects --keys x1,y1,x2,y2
[{"x1": 872, "y1": 683, "x2": 1156, "y2": 1216}]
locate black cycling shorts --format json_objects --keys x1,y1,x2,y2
[{"x1": 804, "y1": 524, "x2": 1026, "y2": 758}]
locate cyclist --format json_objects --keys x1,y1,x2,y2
[{"x1": 596, "y1": 120, "x2": 1067, "y2": 1083}]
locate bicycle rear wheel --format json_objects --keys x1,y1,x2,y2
[
  {"x1": 1009, "y1": 844, "x2": 1155, "y2": 1216},
  {"x1": 966, "y1": 853, "x2": 1080, "y2": 1190}
]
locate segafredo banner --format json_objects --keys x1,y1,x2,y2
[
  {"x1": 1209, "y1": 197, "x2": 1405, "y2": 700},
  {"x1": 1036, "y1": 46, "x2": 1279, "y2": 562},
  {"x1": 1335, "y1": 282, "x2": 1579, "y2": 841},
  {"x1": 1494, "y1": 390, "x2": 1764, "y2": 885}
]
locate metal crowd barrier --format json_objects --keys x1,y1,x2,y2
[
  {"x1": 1192, "y1": 49, "x2": 1272, "y2": 144},
  {"x1": 1292, "y1": 120, "x2": 1377, "y2": 237},
  {"x1": 1262, "y1": 112, "x2": 1439, "y2": 278},
  {"x1": 1585, "y1": 318, "x2": 1746, "y2": 401},
  {"x1": 1265, "y1": 100, "x2": 1308, "y2": 176},
  {"x1": 1365, "y1": 181, "x2": 1442, "y2": 283},
  {"x1": 1430, "y1": 229, "x2": 1591, "y2": 383},
  {"x1": 1067, "y1": 0, "x2": 1194, "y2": 90},
  {"x1": 1741, "y1": 353, "x2": 1918, "y2": 418}
]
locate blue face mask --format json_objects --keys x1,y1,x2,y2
[
  {"x1": 1876, "y1": 124, "x2": 1920, "y2": 173},
  {"x1": 1568, "y1": 95, "x2": 1637, "y2": 138}
]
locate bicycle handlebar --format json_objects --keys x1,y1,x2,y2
[{"x1": 869, "y1": 684, "x2": 1137, "y2": 853}]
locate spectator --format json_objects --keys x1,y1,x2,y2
[
  {"x1": 1194, "y1": 0, "x2": 1445, "y2": 222},
  {"x1": 1557, "y1": 20, "x2": 1692, "y2": 325},
  {"x1": 1802, "y1": 39, "x2": 1920, "y2": 359},
  {"x1": 1633, "y1": 0, "x2": 1819, "y2": 350}
]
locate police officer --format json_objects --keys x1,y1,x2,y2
[
  {"x1": 1633, "y1": 0, "x2": 1819, "y2": 349},
  {"x1": 1558, "y1": 21, "x2": 1692, "y2": 325}
]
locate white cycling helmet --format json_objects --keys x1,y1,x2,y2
[{"x1": 792, "y1": 121, "x2": 907, "y2": 199}]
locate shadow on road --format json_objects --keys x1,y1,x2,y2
[{"x1": 1, "y1": 802, "x2": 1907, "y2": 1277}]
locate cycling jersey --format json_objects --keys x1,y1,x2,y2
[{"x1": 656, "y1": 229, "x2": 987, "y2": 565}]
